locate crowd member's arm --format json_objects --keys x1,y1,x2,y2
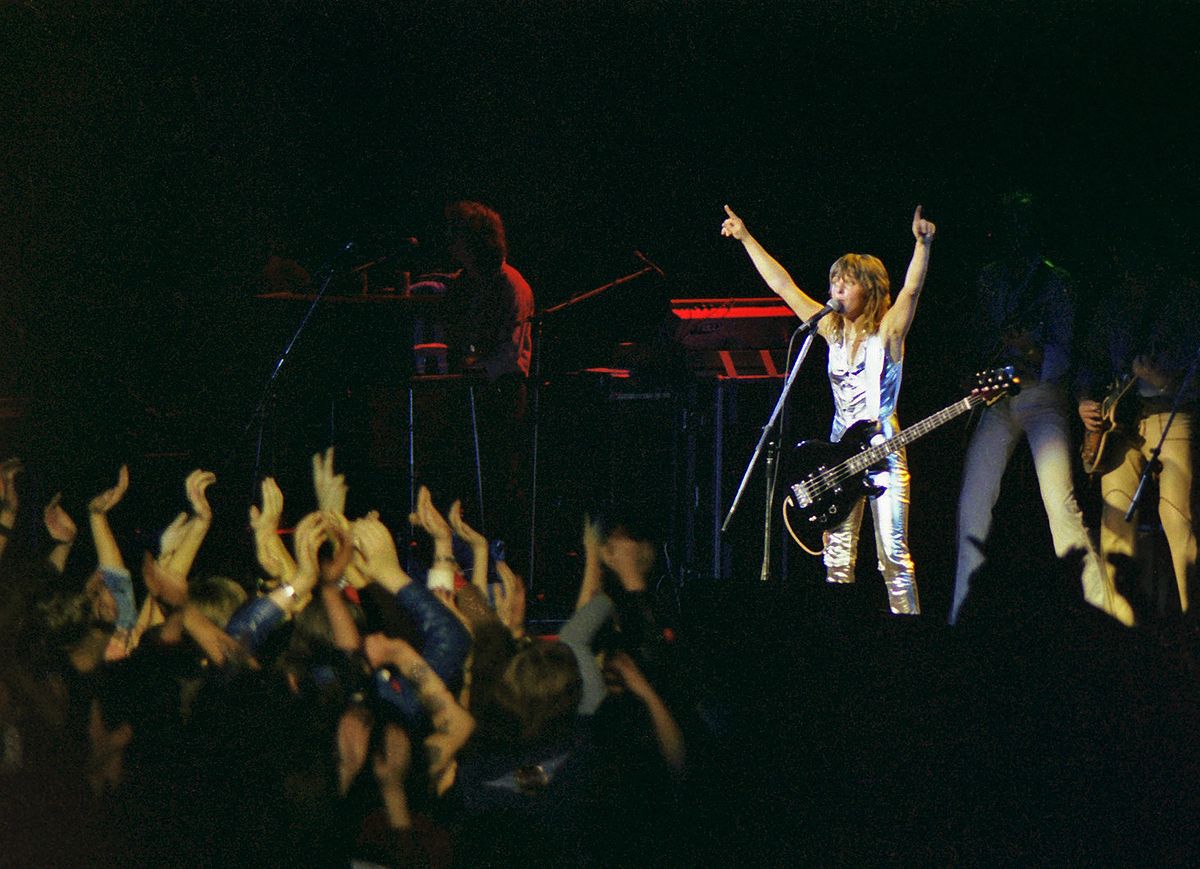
[
  {"x1": 320, "y1": 515, "x2": 361, "y2": 653},
  {"x1": 87, "y1": 466, "x2": 139, "y2": 656},
  {"x1": 575, "y1": 514, "x2": 603, "y2": 612},
  {"x1": 373, "y1": 722, "x2": 416, "y2": 830},
  {"x1": 360, "y1": 505, "x2": 472, "y2": 695},
  {"x1": 141, "y1": 552, "x2": 244, "y2": 668},
  {"x1": 601, "y1": 527, "x2": 672, "y2": 680},
  {"x1": 43, "y1": 492, "x2": 77, "y2": 574},
  {"x1": 604, "y1": 651, "x2": 686, "y2": 773},
  {"x1": 248, "y1": 476, "x2": 296, "y2": 585},
  {"x1": 0, "y1": 458, "x2": 20, "y2": 563},
  {"x1": 879, "y1": 205, "x2": 937, "y2": 363},
  {"x1": 721, "y1": 205, "x2": 824, "y2": 321},
  {"x1": 88, "y1": 465, "x2": 129, "y2": 571},
  {"x1": 157, "y1": 469, "x2": 216, "y2": 579},
  {"x1": 225, "y1": 511, "x2": 324, "y2": 653},
  {"x1": 492, "y1": 558, "x2": 527, "y2": 641},
  {"x1": 409, "y1": 485, "x2": 457, "y2": 588},
  {"x1": 448, "y1": 499, "x2": 489, "y2": 594},
  {"x1": 364, "y1": 633, "x2": 475, "y2": 794}
]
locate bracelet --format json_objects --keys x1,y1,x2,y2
[
  {"x1": 0, "y1": 523, "x2": 10, "y2": 537},
  {"x1": 433, "y1": 554, "x2": 458, "y2": 565}
]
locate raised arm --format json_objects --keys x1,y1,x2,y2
[
  {"x1": 0, "y1": 458, "x2": 22, "y2": 563},
  {"x1": 364, "y1": 633, "x2": 476, "y2": 794},
  {"x1": 88, "y1": 464, "x2": 129, "y2": 571},
  {"x1": 879, "y1": 205, "x2": 937, "y2": 361},
  {"x1": 248, "y1": 477, "x2": 297, "y2": 584},
  {"x1": 448, "y1": 499, "x2": 489, "y2": 594},
  {"x1": 158, "y1": 469, "x2": 216, "y2": 579},
  {"x1": 43, "y1": 492, "x2": 77, "y2": 574},
  {"x1": 721, "y1": 205, "x2": 824, "y2": 321}
]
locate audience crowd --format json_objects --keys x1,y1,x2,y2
[{"x1": 0, "y1": 447, "x2": 1197, "y2": 866}]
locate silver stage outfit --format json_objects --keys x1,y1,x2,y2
[{"x1": 822, "y1": 331, "x2": 919, "y2": 614}]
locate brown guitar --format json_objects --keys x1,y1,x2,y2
[{"x1": 1080, "y1": 374, "x2": 1138, "y2": 476}]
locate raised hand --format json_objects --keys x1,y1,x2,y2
[
  {"x1": 449, "y1": 500, "x2": 489, "y2": 590},
  {"x1": 156, "y1": 512, "x2": 187, "y2": 561},
  {"x1": 312, "y1": 447, "x2": 348, "y2": 516},
  {"x1": 249, "y1": 477, "x2": 285, "y2": 533},
  {"x1": 320, "y1": 512, "x2": 355, "y2": 585},
  {"x1": 912, "y1": 205, "x2": 936, "y2": 243},
  {"x1": 0, "y1": 457, "x2": 23, "y2": 516},
  {"x1": 448, "y1": 500, "x2": 486, "y2": 548},
  {"x1": 352, "y1": 513, "x2": 409, "y2": 591},
  {"x1": 142, "y1": 550, "x2": 189, "y2": 610},
  {"x1": 249, "y1": 477, "x2": 295, "y2": 582},
  {"x1": 720, "y1": 205, "x2": 749, "y2": 241},
  {"x1": 43, "y1": 493, "x2": 78, "y2": 544},
  {"x1": 185, "y1": 469, "x2": 216, "y2": 521},
  {"x1": 89, "y1": 465, "x2": 129, "y2": 515},
  {"x1": 409, "y1": 485, "x2": 452, "y2": 544},
  {"x1": 493, "y1": 559, "x2": 527, "y2": 640},
  {"x1": 601, "y1": 529, "x2": 655, "y2": 592},
  {"x1": 291, "y1": 511, "x2": 328, "y2": 597}
]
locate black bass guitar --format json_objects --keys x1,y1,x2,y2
[{"x1": 782, "y1": 367, "x2": 1020, "y2": 555}]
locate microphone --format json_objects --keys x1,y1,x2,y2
[
  {"x1": 798, "y1": 298, "x2": 844, "y2": 333},
  {"x1": 634, "y1": 249, "x2": 665, "y2": 277}
]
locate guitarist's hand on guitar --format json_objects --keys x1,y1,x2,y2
[{"x1": 1078, "y1": 399, "x2": 1104, "y2": 432}]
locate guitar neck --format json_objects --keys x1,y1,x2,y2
[{"x1": 848, "y1": 395, "x2": 983, "y2": 473}]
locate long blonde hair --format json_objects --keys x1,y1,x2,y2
[{"x1": 818, "y1": 253, "x2": 892, "y2": 342}]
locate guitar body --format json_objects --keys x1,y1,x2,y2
[
  {"x1": 779, "y1": 366, "x2": 1021, "y2": 557},
  {"x1": 1080, "y1": 375, "x2": 1139, "y2": 476},
  {"x1": 782, "y1": 419, "x2": 888, "y2": 554}
]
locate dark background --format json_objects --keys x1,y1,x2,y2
[{"x1": 2, "y1": 0, "x2": 1198, "y2": 614}]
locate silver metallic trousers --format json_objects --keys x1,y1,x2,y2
[{"x1": 822, "y1": 449, "x2": 920, "y2": 615}]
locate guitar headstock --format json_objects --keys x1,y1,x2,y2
[{"x1": 971, "y1": 366, "x2": 1021, "y2": 405}]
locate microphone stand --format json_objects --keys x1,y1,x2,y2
[
  {"x1": 244, "y1": 241, "x2": 355, "y2": 494},
  {"x1": 1124, "y1": 343, "x2": 1200, "y2": 522},
  {"x1": 527, "y1": 261, "x2": 660, "y2": 594},
  {"x1": 721, "y1": 327, "x2": 819, "y2": 583}
]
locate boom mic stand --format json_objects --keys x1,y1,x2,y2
[
  {"x1": 722, "y1": 299, "x2": 841, "y2": 582},
  {"x1": 244, "y1": 240, "x2": 356, "y2": 496}
]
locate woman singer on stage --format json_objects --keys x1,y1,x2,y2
[{"x1": 721, "y1": 204, "x2": 936, "y2": 614}]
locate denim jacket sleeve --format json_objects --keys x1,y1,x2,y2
[
  {"x1": 225, "y1": 596, "x2": 286, "y2": 654},
  {"x1": 395, "y1": 583, "x2": 472, "y2": 694}
]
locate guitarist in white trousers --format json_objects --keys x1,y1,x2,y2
[
  {"x1": 1076, "y1": 253, "x2": 1196, "y2": 617},
  {"x1": 949, "y1": 192, "x2": 1134, "y2": 626}
]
